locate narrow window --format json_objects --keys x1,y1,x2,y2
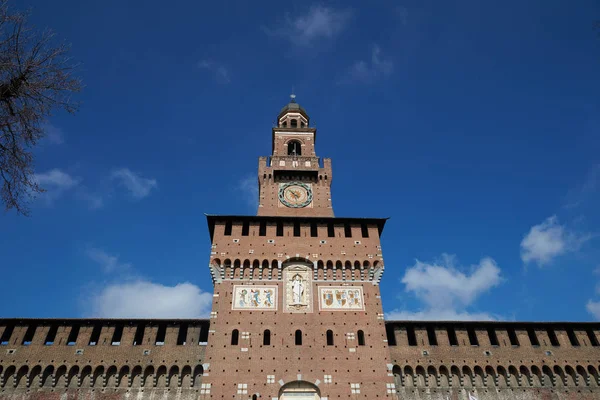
[
  {"x1": 177, "y1": 323, "x2": 188, "y2": 345},
  {"x1": 0, "y1": 324, "x2": 14, "y2": 345},
  {"x1": 467, "y1": 327, "x2": 479, "y2": 346},
  {"x1": 259, "y1": 221, "x2": 267, "y2": 236},
  {"x1": 407, "y1": 326, "x2": 417, "y2": 346},
  {"x1": 111, "y1": 324, "x2": 124, "y2": 345},
  {"x1": 426, "y1": 326, "x2": 437, "y2": 346},
  {"x1": 487, "y1": 327, "x2": 499, "y2": 346},
  {"x1": 547, "y1": 328, "x2": 560, "y2": 346},
  {"x1": 586, "y1": 329, "x2": 599, "y2": 346},
  {"x1": 263, "y1": 330, "x2": 271, "y2": 346},
  {"x1": 67, "y1": 324, "x2": 80, "y2": 346},
  {"x1": 507, "y1": 327, "x2": 519, "y2": 346},
  {"x1": 287, "y1": 140, "x2": 301, "y2": 155},
  {"x1": 310, "y1": 222, "x2": 318, "y2": 237},
  {"x1": 155, "y1": 324, "x2": 166, "y2": 345},
  {"x1": 224, "y1": 221, "x2": 232, "y2": 236},
  {"x1": 527, "y1": 328, "x2": 540, "y2": 346},
  {"x1": 241, "y1": 221, "x2": 249, "y2": 236},
  {"x1": 566, "y1": 328, "x2": 579, "y2": 347},
  {"x1": 344, "y1": 224, "x2": 352, "y2": 238},
  {"x1": 357, "y1": 330, "x2": 365, "y2": 346},
  {"x1": 282, "y1": 121, "x2": 287, "y2": 127},
  {"x1": 89, "y1": 324, "x2": 102, "y2": 346},
  {"x1": 252, "y1": 395, "x2": 258, "y2": 400},
  {"x1": 199, "y1": 323, "x2": 210, "y2": 343},
  {"x1": 231, "y1": 329, "x2": 239, "y2": 346},
  {"x1": 447, "y1": 327, "x2": 458, "y2": 346},
  {"x1": 326, "y1": 330, "x2": 334, "y2": 346},
  {"x1": 293, "y1": 221, "x2": 301, "y2": 237},
  {"x1": 327, "y1": 223, "x2": 335, "y2": 237},
  {"x1": 361, "y1": 224, "x2": 369, "y2": 238},
  {"x1": 44, "y1": 325, "x2": 58, "y2": 345},
  {"x1": 276, "y1": 222, "x2": 284, "y2": 236},
  {"x1": 133, "y1": 324, "x2": 145, "y2": 346},
  {"x1": 290, "y1": 119, "x2": 298, "y2": 128},
  {"x1": 22, "y1": 325, "x2": 36, "y2": 346},
  {"x1": 295, "y1": 330, "x2": 302, "y2": 345},
  {"x1": 386, "y1": 325, "x2": 397, "y2": 346}
]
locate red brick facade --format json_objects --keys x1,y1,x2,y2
[{"x1": 1, "y1": 98, "x2": 600, "y2": 400}]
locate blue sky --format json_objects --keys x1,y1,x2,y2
[{"x1": 1, "y1": 0, "x2": 599, "y2": 321}]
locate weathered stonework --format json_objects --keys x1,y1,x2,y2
[{"x1": 1, "y1": 97, "x2": 599, "y2": 400}]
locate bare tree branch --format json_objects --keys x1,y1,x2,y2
[{"x1": 0, "y1": 0, "x2": 81, "y2": 215}]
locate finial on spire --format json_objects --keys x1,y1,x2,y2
[{"x1": 290, "y1": 93, "x2": 296, "y2": 103}]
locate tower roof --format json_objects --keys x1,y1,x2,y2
[{"x1": 278, "y1": 94, "x2": 309, "y2": 121}]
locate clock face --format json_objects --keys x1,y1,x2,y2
[{"x1": 279, "y1": 182, "x2": 313, "y2": 208}]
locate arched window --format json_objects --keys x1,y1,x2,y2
[
  {"x1": 287, "y1": 140, "x2": 301, "y2": 156},
  {"x1": 326, "y1": 330, "x2": 334, "y2": 346},
  {"x1": 282, "y1": 121, "x2": 287, "y2": 127},
  {"x1": 291, "y1": 119, "x2": 298, "y2": 128},
  {"x1": 301, "y1": 122, "x2": 305, "y2": 128},
  {"x1": 295, "y1": 330, "x2": 302, "y2": 345},
  {"x1": 357, "y1": 330, "x2": 365, "y2": 346},
  {"x1": 263, "y1": 329, "x2": 271, "y2": 346},
  {"x1": 252, "y1": 395, "x2": 258, "y2": 400},
  {"x1": 231, "y1": 329, "x2": 239, "y2": 346}
]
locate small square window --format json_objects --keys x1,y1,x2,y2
[
  {"x1": 143, "y1": 349, "x2": 151, "y2": 355},
  {"x1": 75, "y1": 349, "x2": 84, "y2": 355}
]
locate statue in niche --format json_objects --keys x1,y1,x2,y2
[{"x1": 290, "y1": 273, "x2": 305, "y2": 305}]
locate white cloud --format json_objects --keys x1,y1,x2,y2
[
  {"x1": 520, "y1": 215, "x2": 590, "y2": 266},
  {"x1": 86, "y1": 248, "x2": 131, "y2": 273},
  {"x1": 238, "y1": 175, "x2": 258, "y2": 209},
  {"x1": 342, "y1": 45, "x2": 393, "y2": 84},
  {"x1": 388, "y1": 254, "x2": 502, "y2": 321},
  {"x1": 586, "y1": 300, "x2": 600, "y2": 320},
  {"x1": 111, "y1": 168, "x2": 157, "y2": 200},
  {"x1": 43, "y1": 123, "x2": 65, "y2": 144},
  {"x1": 198, "y1": 60, "x2": 231, "y2": 84},
  {"x1": 90, "y1": 281, "x2": 213, "y2": 318},
  {"x1": 33, "y1": 168, "x2": 80, "y2": 202},
  {"x1": 386, "y1": 308, "x2": 496, "y2": 321},
  {"x1": 264, "y1": 5, "x2": 352, "y2": 46}
]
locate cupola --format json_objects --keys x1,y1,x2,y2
[{"x1": 278, "y1": 94, "x2": 309, "y2": 128}]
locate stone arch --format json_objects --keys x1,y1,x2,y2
[
  {"x1": 326, "y1": 260, "x2": 334, "y2": 280},
  {"x1": 564, "y1": 365, "x2": 577, "y2": 386},
  {"x1": 105, "y1": 365, "x2": 117, "y2": 387},
  {"x1": 415, "y1": 365, "x2": 427, "y2": 387},
  {"x1": 233, "y1": 259, "x2": 241, "y2": 279},
  {"x1": 192, "y1": 365, "x2": 204, "y2": 387},
  {"x1": 278, "y1": 380, "x2": 320, "y2": 400},
  {"x1": 54, "y1": 365, "x2": 67, "y2": 388},
  {"x1": 317, "y1": 260, "x2": 325, "y2": 280},
  {"x1": 261, "y1": 259, "x2": 270, "y2": 279},
  {"x1": 519, "y1": 365, "x2": 531, "y2": 387},
  {"x1": 530, "y1": 365, "x2": 542, "y2": 387},
  {"x1": 130, "y1": 365, "x2": 142, "y2": 387},
  {"x1": 15, "y1": 365, "x2": 28, "y2": 387},
  {"x1": 450, "y1": 365, "x2": 461, "y2": 387},
  {"x1": 142, "y1": 366, "x2": 154, "y2": 387},
  {"x1": 392, "y1": 365, "x2": 402, "y2": 387},
  {"x1": 2, "y1": 365, "x2": 16, "y2": 388},
  {"x1": 485, "y1": 365, "x2": 496, "y2": 386},
  {"x1": 224, "y1": 259, "x2": 232, "y2": 278},
  {"x1": 335, "y1": 260, "x2": 343, "y2": 279},
  {"x1": 92, "y1": 365, "x2": 104, "y2": 387},
  {"x1": 473, "y1": 366, "x2": 485, "y2": 387},
  {"x1": 181, "y1": 365, "x2": 192, "y2": 387},
  {"x1": 252, "y1": 259, "x2": 260, "y2": 279},
  {"x1": 462, "y1": 366, "x2": 473, "y2": 387},
  {"x1": 80, "y1": 365, "x2": 92, "y2": 387},
  {"x1": 553, "y1": 365, "x2": 565, "y2": 387},
  {"x1": 117, "y1": 365, "x2": 129, "y2": 388},
  {"x1": 496, "y1": 365, "x2": 508, "y2": 387},
  {"x1": 541, "y1": 365, "x2": 554, "y2": 387},
  {"x1": 588, "y1": 365, "x2": 599, "y2": 386},
  {"x1": 508, "y1": 365, "x2": 519, "y2": 387},
  {"x1": 67, "y1": 365, "x2": 79, "y2": 388},
  {"x1": 243, "y1": 259, "x2": 251, "y2": 278},
  {"x1": 576, "y1": 365, "x2": 588, "y2": 386},
  {"x1": 41, "y1": 365, "x2": 54, "y2": 388},
  {"x1": 404, "y1": 366, "x2": 414, "y2": 387},
  {"x1": 155, "y1": 365, "x2": 167, "y2": 387},
  {"x1": 438, "y1": 365, "x2": 449, "y2": 387},
  {"x1": 168, "y1": 365, "x2": 179, "y2": 387},
  {"x1": 427, "y1": 365, "x2": 437, "y2": 387},
  {"x1": 28, "y1": 365, "x2": 42, "y2": 388}
]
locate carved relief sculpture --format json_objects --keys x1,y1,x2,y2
[
  {"x1": 232, "y1": 285, "x2": 278, "y2": 310},
  {"x1": 284, "y1": 265, "x2": 313, "y2": 313}
]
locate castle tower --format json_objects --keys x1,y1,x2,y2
[{"x1": 204, "y1": 96, "x2": 392, "y2": 399}]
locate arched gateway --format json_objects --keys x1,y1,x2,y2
[{"x1": 279, "y1": 381, "x2": 320, "y2": 400}]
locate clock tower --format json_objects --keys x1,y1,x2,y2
[{"x1": 257, "y1": 94, "x2": 334, "y2": 217}]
